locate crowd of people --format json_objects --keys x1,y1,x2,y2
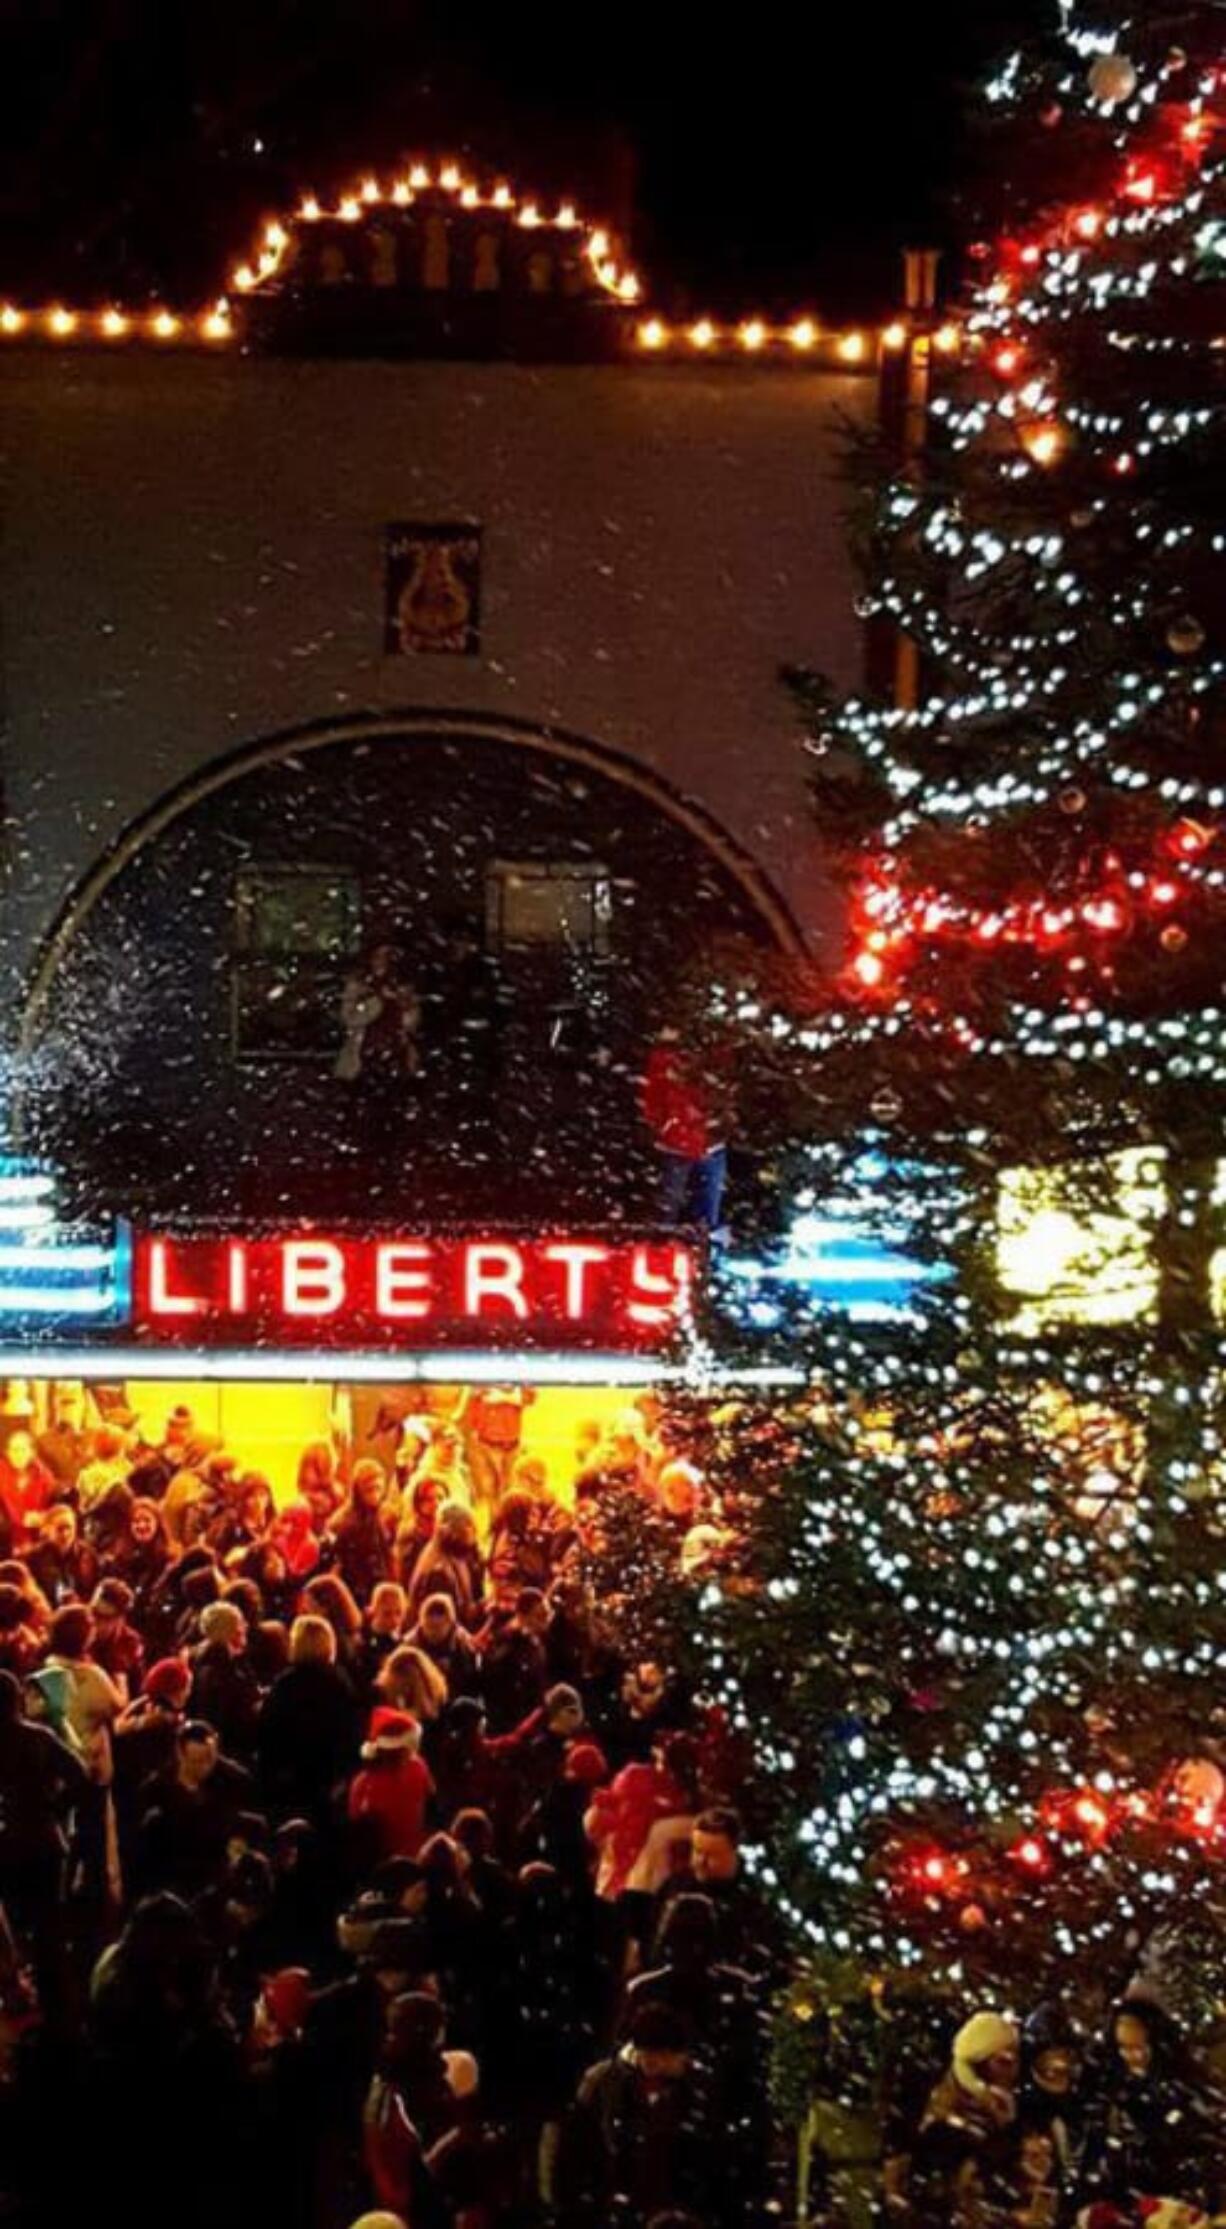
[
  {"x1": 0, "y1": 1383, "x2": 775, "y2": 2229},
  {"x1": 0, "y1": 1384, "x2": 1222, "y2": 2229},
  {"x1": 878, "y1": 1997, "x2": 1226, "y2": 2229}
]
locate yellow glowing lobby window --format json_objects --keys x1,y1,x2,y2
[{"x1": 997, "y1": 1147, "x2": 1167, "y2": 1332}]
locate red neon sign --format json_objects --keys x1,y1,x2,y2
[{"x1": 132, "y1": 1232, "x2": 697, "y2": 1351}]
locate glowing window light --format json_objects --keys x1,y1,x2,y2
[
  {"x1": 409, "y1": 164, "x2": 432, "y2": 189},
  {"x1": 556, "y1": 204, "x2": 578, "y2": 229},
  {"x1": 47, "y1": 307, "x2": 77, "y2": 336},
  {"x1": 150, "y1": 311, "x2": 179, "y2": 339},
  {"x1": 460, "y1": 185, "x2": 479, "y2": 208},
  {"x1": 0, "y1": 306, "x2": 25, "y2": 334},
  {"x1": 638, "y1": 319, "x2": 667, "y2": 350},
  {"x1": 338, "y1": 197, "x2": 361, "y2": 222},
  {"x1": 299, "y1": 197, "x2": 322, "y2": 221},
  {"x1": 739, "y1": 319, "x2": 766, "y2": 351},
  {"x1": 360, "y1": 178, "x2": 382, "y2": 204},
  {"x1": 788, "y1": 317, "x2": 817, "y2": 350},
  {"x1": 493, "y1": 184, "x2": 513, "y2": 209},
  {"x1": 882, "y1": 320, "x2": 908, "y2": 350},
  {"x1": 100, "y1": 309, "x2": 130, "y2": 338},
  {"x1": 997, "y1": 1147, "x2": 1167, "y2": 1331},
  {"x1": 200, "y1": 308, "x2": 232, "y2": 342},
  {"x1": 517, "y1": 202, "x2": 542, "y2": 228},
  {"x1": 617, "y1": 273, "x2": 641, "y2": 302},
  {"x1": 392, "y1": 181, "x2": 413, "y2": 206},
  {"x1": 689, "y1": 319, "x2": 716, "y2": 349},
  {"x1": 839, "y1": 331, "x2": 867, "y2": 362}
]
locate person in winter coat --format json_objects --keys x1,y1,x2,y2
[
  {"x1": 0, "y1": 1668, "x2": 88, "y2": 2018},
  {"x1": 363, "y1": 1990, "x2": 468, "y2": 2226},
  {"x1": 479, "y1": 1589, "x2": 549, "y2": 1733},
  {"x1": 89, "y1": 1577, "x2": 145, "y2": 1696},
  {"x1": 408, "y1": 1593, "x2": 483, "y2": 1703},
  {"x1": 550, "y1": 2000, "x2": 719, "y2": 2229},
  {"x1": 431, "y1": 1697, "x2": 502, "y2": 1825},
  {"x1": 586, "y1": 1733, "x2": 700, "y2": 1907},
  {"x1": 113, "y1": 1657, "x2": 192, "y2": 1858},
  {"x1": 487, "y1": 1490, "x2": 554, "y2": 1596},
  {"x1": 301, "y1": 1569, "x2": 367, "y2": 1683},
  {"x1": 362, "y1": 1582, "x2": 410, "y2": 1695},
  {"x1": 269, "y1": 1497, "x2": 322, "y2": 1589},
  {"x1": 376, "y1": 1643, "x2": 450, "y2": 1734},
  {"x1": 619, "y1": 1891, "x2": 763, "y2": 2099},
  {"x1": 921, "y1": 2010, "x2": 1021, "y2": 2149},
  {"x1": 349, "y1": 1708, "x2": 435, "y2": 1865},
  {"x1": 23, "y1": 1503, "x2": 99, "y2": 1607},
  {"x1": 0, "y1": 1581, "x2": 43, "y2": 1678},
  {"x1": 639, "y1": 1026, "x2": 730, "y2": 1231},
  {"x1": 406, "y1": 1503, "x2": 485, "y2": 1627},
  {"x1": 649, "y1": 1807, "x2": 779, "y2": 1985},
  {"x1": 1079, "y1": 1993, "x2": 1223, "y2": 2210},
  {"x1": 111, "y1": 1497, "x2": 172, "y2": 1621},
  {"x1": 487, "y1": 1683, "x2": 586, "y2": 1838},
  {"x1": 522, "y1": 1738, "x2": 608, "y2": 1890},
  {"x1": 331, "y1": 1461, "x2": 394, "y2": 1602},
  {"x1": 190, "y1": 1599, "x2": 261, "y2": 1760},
  {"x1": 0, "y1": 1430, "x2": 56, "y2": 1546},
  {"x1": 134, "y1": 1720, "x2": 257, "y2": 1902},
  {"x1": 257, "y1": 1613, "x2": 361, "y2": 1824},
  {"x1": 1018, "y1": 2001, "x2": 1087, "y2": 2195}
]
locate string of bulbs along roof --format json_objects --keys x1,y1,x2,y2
[{"x1": 0, "y1": 159, "x2": 954, "y2": 366}]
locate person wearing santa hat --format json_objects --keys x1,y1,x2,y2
[
  {"x1": 920, "y1": 2010, "x2": 1021, "y2": 2148},
  {"x1": 349, "y1": 1707, "x2": 435, "y2": 1865}
]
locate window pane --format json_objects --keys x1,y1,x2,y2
[
  {"x1": 235, "y1": 867, "x2": 361, "y2": 956},
  {"x1": 233, "y1": 960, "x2": 346, "y2": 1061},
  {"x1": 486, "y1": 861, "x2": 612, "y2": 954}
]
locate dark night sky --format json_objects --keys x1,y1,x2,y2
[{"x1": 0, "y1": 0, "x2": 1053, "y2": 312}]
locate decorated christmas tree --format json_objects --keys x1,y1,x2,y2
[{"x1": 691, "y1": 0, "x2": 1226, "y2": 2050}]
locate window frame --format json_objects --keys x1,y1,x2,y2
[{"x1": 229, "y1": 862, "x2": 363, "y2": 1066}]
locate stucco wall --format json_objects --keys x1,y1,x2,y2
[{"x1": 0, "y1": 349, "x2": 867, "y2": 1001}]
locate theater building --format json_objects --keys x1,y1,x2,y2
[{"x1": 0, "y1": 154, "x2": 921, "y2": 1464}]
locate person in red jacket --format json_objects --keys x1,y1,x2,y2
[
  {"x1": 639, "y1": 1027, "x2": 730, "y2": 1230},
  {"x1": 0, "y1": 1431, "x2": 56, "y2": 1549},
  {"x1": 348, "y1": 1706, "x2": 435, "y2": 1863}
]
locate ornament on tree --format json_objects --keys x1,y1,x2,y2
[
  {"x1": 1088, "y1": 52, "x2": 1138, "y2": 104},
  {"x1": 1160, "y1": 923, "x2": 1189, "y2": 953},
  {"x1": 1167, "y1": 614, "x2": 1207, "y2": 656},
  {"x1": 1060, "y1": 787, "x2": 1087, "y2": 815},
  {"x1": 1171, "y1": 1758, "x2": 1225, "y2": 1818},
  {"x1": 1040, "y1": 101, "x2": 1064, "y2": 128}
]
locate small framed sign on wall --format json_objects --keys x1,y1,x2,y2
[{"x1": 385, "y1": 522, "x2": 482, "y2": 655}]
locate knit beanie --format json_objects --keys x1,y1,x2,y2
[
  {"x1": 145, "y1": 1658, "x2": 191, "y2": 1705},
  {"x1": 954, "y1": 2011, "x2": 1019, "y2": 2098}
]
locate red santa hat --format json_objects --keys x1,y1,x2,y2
[{"x1": 362, "y1": 1706, "x2": 422, "y2": 1761}]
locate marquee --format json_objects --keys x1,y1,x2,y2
[{"x1": 132, "y1": 1230, "x2": 696, "y2": 1352}]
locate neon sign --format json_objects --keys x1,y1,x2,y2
[{"x1": 132, "y1": 1232, "x2": 696, "y2": 1351}]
